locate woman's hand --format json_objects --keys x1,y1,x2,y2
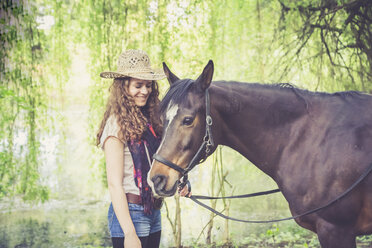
[
  {"x1": 178, "y1": 183, "x2": 192, "y2": 197},
  {"x1": 124, "y1": 232, "x2": 141, "y2": 248}
]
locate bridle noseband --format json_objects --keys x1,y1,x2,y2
[{"x1": 153, "y1": 89, "x2": 214, "y2": 184}]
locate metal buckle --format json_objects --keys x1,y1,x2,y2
[{"x1": 206, "y1": 115, "x2": 213, "y2": 126}]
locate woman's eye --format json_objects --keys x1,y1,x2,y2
[{"x1": 182, "y1": 117, "x2": 194, "y2": 126}]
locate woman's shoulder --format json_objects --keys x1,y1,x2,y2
[
  {"x1": 106, "y1": 115, "x2": 119, "y2": 127},
  {"x1": 99, "y1": 115, "x2": 122, "y2": 149}
]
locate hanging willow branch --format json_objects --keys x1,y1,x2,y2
[{"x1": 277, "y1": 0, "x2": 372, "y2": 91}]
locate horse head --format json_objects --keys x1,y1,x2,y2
[{"x1": 148, "y1": 60, "x2": 215, "y2": 197}]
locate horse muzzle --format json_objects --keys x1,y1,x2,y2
[{"x1": 150, "y1": 174, "x2": 178, "y2": 197}]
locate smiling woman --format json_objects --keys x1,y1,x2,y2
[
  {"x1": 96, "y1": 50, "x2": 191, "y2": 248},
  {"x1": 96, "y1": 50, "x2": 165, "y2": 248}
]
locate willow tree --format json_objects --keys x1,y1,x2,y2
[
  {"x1": 0, "y1": 0, "x2": 71, "y2": 203},
  {"x1": 277, "y1": 0, "x2": 372, "y2": 92}
]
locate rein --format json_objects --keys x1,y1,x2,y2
[
  {"x1": 188, "y1": 161, "x2": 372, "y2": 223},
  {"x1": 153, "y1": 88, "x2": 372, "y2": 223}
]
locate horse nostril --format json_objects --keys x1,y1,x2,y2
[{"x1": 151, "y1": 175, "x2": 167, "y2": 192}]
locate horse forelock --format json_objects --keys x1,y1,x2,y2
[{"x1": 160, "y1": 79, "x2": 195, "y2": 114}]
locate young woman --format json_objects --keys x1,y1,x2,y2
[{"x1": 97, "y1": 50, "x2": 187, "y2": 248}]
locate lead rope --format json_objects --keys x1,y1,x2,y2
[{"x1": 184, "y1": 162, "x2": 372, "y2": 223}]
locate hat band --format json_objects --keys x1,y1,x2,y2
[{"x1": 116, "y1": 67, "x2": 156, "y2": 74}]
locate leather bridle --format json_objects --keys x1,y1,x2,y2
[{"x1": 153, "y1": 89, "x2": 214, "y2": 185}]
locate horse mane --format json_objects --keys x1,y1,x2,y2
[
  {"x1": 331, "y1": 91, "x2": 364, "y2": 98},
  {"x1": 249, "y1": 82, "x2": 365, "y2": 104},
  {"x1": 256, "y1": 82, "x2": 361, "y2": 97},
  {"x1": 160, "y1": 79, "x2": 195, "y2": 113},
  {"x1": 275, "y1": 83, "x2": 308, "y2": 103},
  {"x1": 160, "y1": 80, "x2": 365, "y2": 114}
]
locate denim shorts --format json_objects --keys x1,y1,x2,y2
[{"x1": 108, "y1": 202, "x2": 161, "y2": 237}]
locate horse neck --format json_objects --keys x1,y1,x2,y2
[{"x1": 210, "y1": 81, "x2": 308, "y2": 175}]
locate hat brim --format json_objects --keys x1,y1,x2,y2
[{"x1": 100, "y1": 68, "x2": 166, "y2": 81}]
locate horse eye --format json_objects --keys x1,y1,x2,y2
[{"x1": 182, "y1": 117, "x2": 194, "y2": 126}]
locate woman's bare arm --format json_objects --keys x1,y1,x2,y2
[{"x1": 104, "y1": 137, "x2": 141, "y2": 247}]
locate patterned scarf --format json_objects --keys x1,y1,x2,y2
[{"x1": 127, "y1": 123, "x2": 160, "y2": 214}]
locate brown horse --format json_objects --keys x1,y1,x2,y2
[{"x1": 148, "y1": 60, "x2": 372, "y2": 247}]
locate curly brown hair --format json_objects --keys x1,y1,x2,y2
[{"x1": 96, "y1": 78, "x2": 162, "y2": 146}]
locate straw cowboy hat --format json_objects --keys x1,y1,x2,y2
[{"x1": 100, "y1": 49, "x2": 166, "y2": 80}]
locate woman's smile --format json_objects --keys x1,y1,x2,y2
[{"x1": 128, "y1": 78, "x2": 153, "y2": 106}]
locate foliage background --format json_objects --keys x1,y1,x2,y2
[{"x1": 1, "y1": 0, "x2": 371, "y2": 247}]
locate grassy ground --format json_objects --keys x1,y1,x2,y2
[{"x1": 1, "y1": 199, "x2": 371, "y2": 248}]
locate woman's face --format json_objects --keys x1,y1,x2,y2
[{"x1": 127, "y1": 78, "x2": 153, "y2": 107}]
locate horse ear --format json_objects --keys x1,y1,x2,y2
[
  {"x1": 196, "y1": 60, "x2": 214, "y2": 91},
  {"x1": 163, "y1": 62, "x2": 180, "y2": 85}
]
